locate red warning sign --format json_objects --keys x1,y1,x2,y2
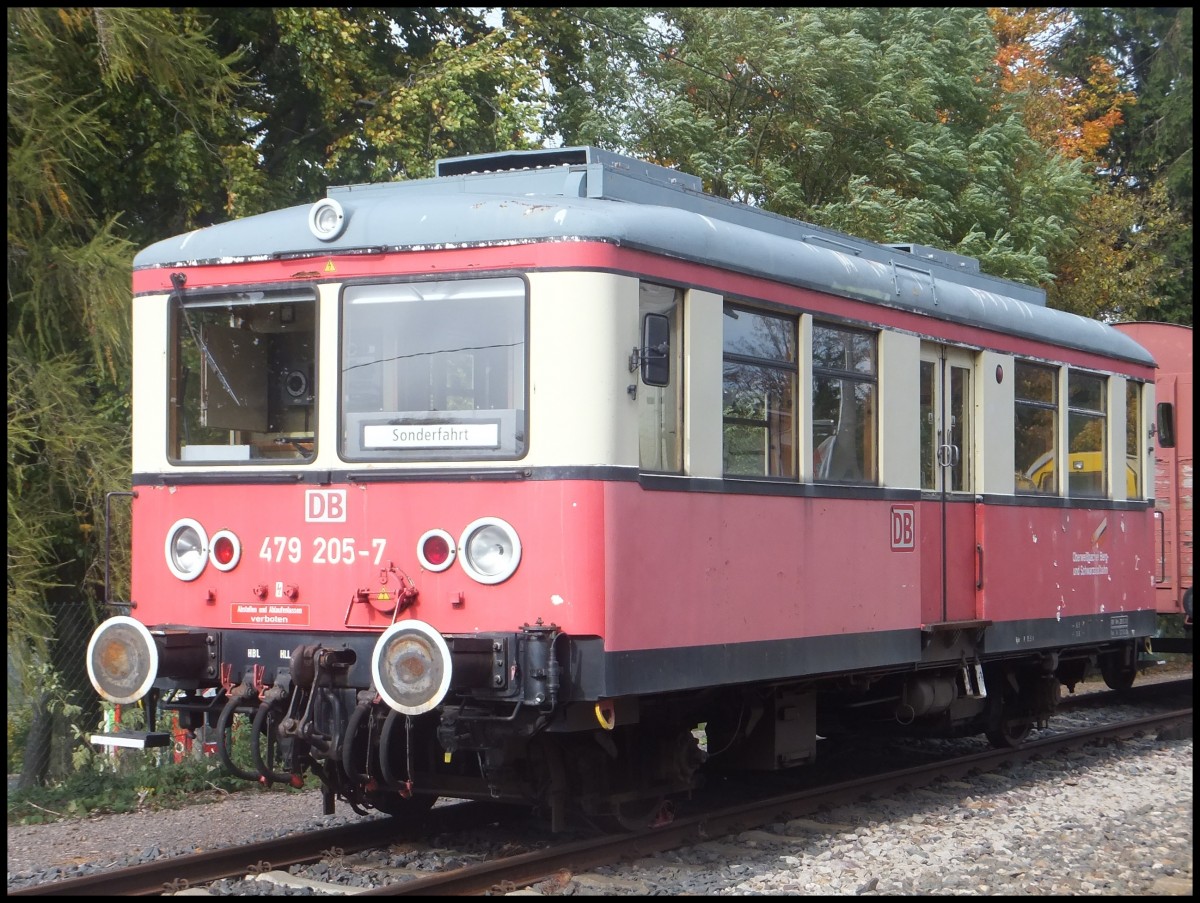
[{"x1": 230, "y1": 603, "x2": 310, "y2": 626}]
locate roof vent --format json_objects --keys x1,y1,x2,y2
[{"x1": 888, "y1": 243, "x2": 980, "y2": 275}]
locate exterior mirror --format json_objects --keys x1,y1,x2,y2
[
  {"x1": 1156, "y1": 402, "x2": 1175, "y2": 448},
  {"x1": 640, "y1": 313, "x2": 671, "y2": 387}
]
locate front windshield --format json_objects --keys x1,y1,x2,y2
[
  {"x1": 341, "y1": 277, "x2": 527, "y2": 461},
  {"x1": 168, "y1": 288, "x2": 317, "y2": 464}
]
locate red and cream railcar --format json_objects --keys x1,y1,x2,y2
[
  {"x1": 1114, "y1": 321, "x2": 1193, "y2": 650},
  {"x1": 87, "y1": 147, "x2": 1160, "y2": 828}
]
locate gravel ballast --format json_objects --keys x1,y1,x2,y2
[{"x1": 7, "y1": 684, "x2": 1192, "y2": 896}]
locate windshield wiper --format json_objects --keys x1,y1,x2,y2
[{"x1": 171, "y1": 271, "x2": 242, "y2": 406}]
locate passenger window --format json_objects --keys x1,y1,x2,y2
[
  {"x1": 722, "y1": 305, "x2": 797, "y2": 477},
  {"x1": 812, "y1": 323, "x2": 877, "y2": 483},
  {"x1": 1014, "y1": 361, "x2": 1058, "y2": 494},
  {"x1": 1125, "y1": 381, "x2": 1142, "y2": 498},
  {"x1": 1067, "y1": 371, "x2": 1107, "y2": 497}
]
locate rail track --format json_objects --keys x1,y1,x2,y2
[{"x1": 10, "y1": 677, "x2": 1191, "y2": 897}]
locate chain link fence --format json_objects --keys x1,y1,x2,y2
[
  {"x1": 7, "y1": 604, "x2": 100, "y2": 785},
  {"x1": 8, "y1": 498, "x2": 143, "y2": 788}
]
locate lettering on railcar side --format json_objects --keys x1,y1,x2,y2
[{"x1": 891, "y1": 505, "x2": 916, "y2": 551}]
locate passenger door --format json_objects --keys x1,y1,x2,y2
[{"x1": 919, "y1": 345, "x2": 977, "y2": 624}]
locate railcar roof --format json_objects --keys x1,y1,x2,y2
[{"x1": 134, "y1": 146, "x2": 1155, "y2": 368}]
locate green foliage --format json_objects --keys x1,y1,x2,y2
[
  {"x1": 205, "y1": 9, "x2": 548, "y2": 201},
  {"x1": 7, "y1": 349, "x2": 130, "y2": 682},
  {"x1": 7, "y1": 7, "x2": 242, "y2": 781},
  {"x1": 1045, "y1": 180, "x2": 1175, "y2": 322},
  {"x1": 1050, "y1": 7, "x2": 1192, "y2": 325},
  {"x1": 508, "y1": 7, "x2": 660, "y2": 148},
  {"x1": 7, "y1": 706, "x2": 34, "y2": 775},
  {"x1": 6, "y1": 753, "x2": 277, "y2": 825},
  {"x1": 599, "y1": 7, "x2": 1093, "y2": 286}
]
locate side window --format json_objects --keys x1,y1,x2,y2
[
  {"x1": 1014, "y1": 361, "x2": 1058, "y2": 494},
  {"x1": 638, "y1": 282, "x2": 683, "y2": 473},
  {"x1": 1067, "y1": 371, "x2": 1107, "y2": 497},
  {"x1": 812, "y1": 323, "x2": 877, "y2": 483},
  {"x1": 722, "y1": 304, "x2": 797, "y2": 477},
  {"x1": 1125, "y1": 381, "x2": 1142, "y2": 498},
  {"x1": 920, "y1": 360, "x2": 936, "y2": 490}
]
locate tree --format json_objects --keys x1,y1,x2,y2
[
  {"x1": 204, "y1": 8, "x2": 546, "y2": 203},
  {"x1": 7, "y1": 6, "x2": 549, "y2": 785},
  {"x1": 989, "y1": 6, "x2": 1154, "y2": 321},
  {"x1": 1050, "y1": 8, "x2": 1192, "y2": 324},
  {"x1": 7, "y1": 7, "x2": 243, "y2": 785},
  {"x1": 505, "y1": 7, "x2": 661, "y2": 148},
  {"x1": 581, "y1": 7, "x2": 1094, "y2": 286}
]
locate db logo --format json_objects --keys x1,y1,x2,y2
[
  {"x1": 891, "y1": 505, "x2": 915, "y2": 551},
  {"x1": 306, "y1": 489, "x2": 346, "y2": 523}
]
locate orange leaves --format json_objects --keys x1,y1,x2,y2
[{"x1": 989, "y1": 8, "x2": 1132, "y2": 164}]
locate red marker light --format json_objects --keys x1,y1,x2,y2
[
  {"x1": 209, "y1": 530, "x2": 241, "y2": 571},
  {"x1": 416, "y1": 529, "x2": 456, "y2": 571},
  {"x1": 422, "y1": 534, "x2": 450, "y2": 566},
  {"x1": 213, "y1": 535, "x2": 235, "y2": 565}
]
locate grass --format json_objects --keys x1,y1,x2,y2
[{"x1": 7, "y1": 749, "x2": 317, "y2": 826}]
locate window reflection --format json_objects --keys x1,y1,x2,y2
[
  {"x1": 1067, "y1": 371, "x2": 1107, "y2": 497},
  {"x1": 1015, "y1": 361, "x2": 1058, "y2": 494},
  {"x1": 169, "y1": 289, "x2": 317, "y2": 463},
  {"x1": 812, "y1": 324, "x2": 876, "y2": 483},
  {"x1": 341, "y1": 278, "x2": 526, "y2": 460},
  {"x1": 722, "y1": 306, "x2": 796, "y2": 477},
  {"x1": 1125, "y1": 381, "x2": 1142, "y2": 497}
]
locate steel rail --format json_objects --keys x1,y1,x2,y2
[
  {"x1": 358, "y1": 707, "x2": 1192, "y2": 896},
  {"x1": 10, "y1": 705, "x2": 1190, "y2": 897}
]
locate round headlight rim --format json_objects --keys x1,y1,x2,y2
[
  {"x1": 370, "y1": 619, "x2": 453, "y2": 715},
  {"x1": 86, "y1": 615, "x2": 159, "y2": 705},
  {"x1": 164, "y1": 517, "x2": 208, "y2": 582},
  {"x1": 308, "y1": 197, "x2": 347, "y2": 242},
  {"x1": 457, "y1": 516, "x2": 522, "y2": 585}
]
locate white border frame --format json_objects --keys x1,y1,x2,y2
[
  {"x1": 86, "y1": 616, "x2": 159, "y2": 704},
  {"x1": 164, "y1": 517, "x2": 208, "y2": 582},
  {"x1": 371, "y1": 620, "x2": 453, "y2": 715}
]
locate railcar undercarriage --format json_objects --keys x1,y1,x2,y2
[{"x1": 97, "y1": 614, "x2": 1148, "y2": 833}]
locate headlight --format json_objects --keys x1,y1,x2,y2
[
  {"x1": 308, "y1": 197, "x2": 347, "y2": 241},
  {"x1": 86, "y1": 616, "x2": 159, "y2": 704},
  {"x1": 165, "y1": 518, "x2": 208, "y2": 581},
  {"x1": 458, "y1": 517, "x2": 521, "y2": 585}
]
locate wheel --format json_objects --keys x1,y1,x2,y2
[
  {"x1": 618, "y1": 796, "x2": 675, "y2": 831},
  {"x1": 589, "y1": 795, "x2": 676, "y2": 833},
  {"x1": 363, "y1": 790, "x2": 438, "y2": 818},
  {"x1": 985, "y1": 719, "x2": 1033, "y2": 749},
  {"x1": 1100, "y1": 660, "x2": 1136, "y2": 692},
  {"x1": 983, "y1": 664, "x2": 1035, "y2": 749}
]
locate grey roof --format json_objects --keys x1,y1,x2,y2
[{"x1": 135, "y1": 146, "x2": 1155, "y2": 368}]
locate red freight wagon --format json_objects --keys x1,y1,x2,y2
[{"x1": 1114, "y1": 321, "x2": 1193, "y2": 651}]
